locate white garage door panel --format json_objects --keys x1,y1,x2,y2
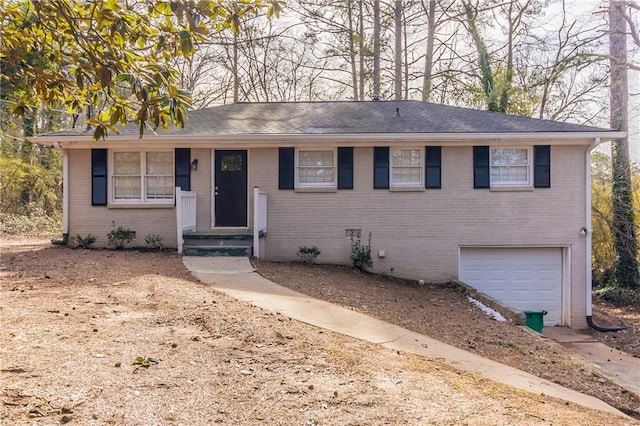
[{"x1": 459, "y1": 248, "x2": 563, "y2": 326}]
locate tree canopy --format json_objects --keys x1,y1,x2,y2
[{"x1": 0, "y1": 0, "x2": 283, "y2": 139}]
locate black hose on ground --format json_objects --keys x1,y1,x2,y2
[
  {"x1": 51, "y1": 233, "x2": 68, "y2": 245},
  {"x1": 586, "y1": 315, "x2": 628, "y2": 332}
]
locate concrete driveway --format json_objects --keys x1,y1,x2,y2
[
  {"x1": 544, "y1": 326, "x2": 640, "y2": 398},
  {"x1": 183, "y1": 256, "x2": 627, "y2": 418}
]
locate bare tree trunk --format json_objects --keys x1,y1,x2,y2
[
  {"x1": 500, "y1": 0, "x2": 532, "y2": 113},
  {"x1": 358, "y1": 0, "x2": 365, "y2": 101},
  {"x1": 373, "y1": 0, "x2": 381, "y2": 100},
  {"x1": 422, "y1": 0, "x2": 436, "y2": 101},
  {"x1": 403, "y1": 9, "x2": 409, "y2": 100},
  {"x1": 233, "y1": 32, "x2": 239, "y2": 103},
  {"x1": 463, "y1": 1, "x2": 497, "y2": 111},
  {"x1": 348, "y1": 0, "x2": 359, "y2": 100},
  {"x1": 499, "y1": 0, "x2": 515, "y2": 113},
  {"x1": 394, "y1": 0, "x2": 402, "y2": 100},
  {"x1": 609, "y1": 0, "x2": 639, "y2": 289}
]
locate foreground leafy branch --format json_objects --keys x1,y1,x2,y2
[{"x1": 1, "y1": 0, "x2": 283, "y2": 140}]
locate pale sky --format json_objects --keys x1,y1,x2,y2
[{"x1": 553, "y1": 0, "x2": 639, "y2": 163}]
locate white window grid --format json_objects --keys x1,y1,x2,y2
[
  {"x1": 490, "y1": 147, "x2": 531, "y2": 186},
  {"x1": 296, "y1": 148, "x2": 336, "y2": 188},
  {"x1": 390, "y1": 148, "x2": 423, "y2": 187},
  {"x1": 111, "y1": 150, "x2": 174, "y2": 203}
]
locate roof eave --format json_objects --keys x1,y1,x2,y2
[{"x1": 34, "y1": 131, "x2": 626, "y2": 149}]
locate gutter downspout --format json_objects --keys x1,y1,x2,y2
[
  {"x1": 51, "y1": 148, "x2": 69, "y2": 245},
  {"x1": 585, "y1": 138, "x2": 627, "y2": 332}
]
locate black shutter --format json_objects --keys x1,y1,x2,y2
[
  {"x1": 175, "y1": 148, "x2": 191, "y2": 191},
  {"x1": 373, "y1": 146, "x2": 389, "y2": 189},
  {"x1": 91, "y1": 149, "x2": 108, "y2": 206},
  {"x1": 279, "y1": 147, "x2": 295, "y2": 189},
  {"x1": 337, "y1": 147, "x2": 353, "y2": 189},
  {"x1": 425, "y1": 146, "x2": 441, "y2": 189},
  {"x1": 534, "y1": 145, "x2": 551, "y2": 188},
  {"x1": 473, "y1": 146, "x2": 490, "y2": 189}
]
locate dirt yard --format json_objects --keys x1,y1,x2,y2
[
  {"x1": 254, "y1": 260, "x2": 640, "y2": 420},
  {"x1": 0, "y1": 239, "x2": 637, "y2": 425}
]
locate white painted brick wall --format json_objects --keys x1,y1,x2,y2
[
  {"x1": 67, "y1": 144, "x2": 589, "y2": 327},
  {"x1": 68, "y1": 150, "x2": 177, "y2": 249}
]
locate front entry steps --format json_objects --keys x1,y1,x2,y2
[{"x1": 182, "y1": 231, "x2": 255, "y2": 257}]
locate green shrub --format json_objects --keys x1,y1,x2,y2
[
  {"x1": 298, "y1": 246, "x2": 321, "y2": 263},
  {"x1": 0, "y1": 207, "x2": 61, "y2": 237},
  {"x1": 74, "y1": 233, "x2": 96, "y2": 248},
  {"x1": 350, "y1": 231, "x2": 372, "y2": 272},
  {"x1": 144, "y1": 234, "x2": 165, "y2": 250},
  {"x1": 594, "y1": 286, "x2": 639, "y2": 307},
  {"x1": 107, "y1": 226, "x2": 135, "y2": 249}
]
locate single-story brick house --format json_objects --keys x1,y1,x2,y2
[{"x1": 35, "y1": 101, "x2": 624, "y2": 329}]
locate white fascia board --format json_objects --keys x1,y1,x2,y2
[{"x1": 34, "y1": 131, "x2": 626, "y2": 149}]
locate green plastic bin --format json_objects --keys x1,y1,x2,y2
[{"x1": 523, "y1": 310, "x2": 547, "y2": 333}]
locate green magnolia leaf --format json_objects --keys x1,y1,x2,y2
[
  {"x1": 76, "y1": 72, "x2": 84, "y2": 90},
  {"x1": 92, "y1": 125, "x2": 106, "y2": 141},
  {"x1": 175, "y1": 107, "x2": 185, "y2": 128},
  {"x1": 109, "y1": 108, "x2": 120, "y2": 126},
  {"x1": 180, "y1": 37, "x2": 193, "y2": 56},
  {"x1": 114, "y1": 74, "x2": 130, "y2": 83},
  {"x1": 12, "y1": 104, "x2": 25, "y2": 116},
  {"x1": 86, "y1": 118, "x2": 102, "y2": 127},
  {"x1": 2, "y1": 0, "x2": 279, "y2": 138},
  {"x1": 106, "y1": 124, "x2": 120, "y2": 135}
]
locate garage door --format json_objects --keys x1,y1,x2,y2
[{"x1": 459, "y1": 248, "x2": 563, "y2": 326}]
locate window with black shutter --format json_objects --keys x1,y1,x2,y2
[
  {"x1": 534, "y1": 145, "x2": 551, "y2": 188},
  {"x1": 473, "y1": 146, "x2": 490, "y2": 189},
  {"x1": 425, "y1": 146, "x2": 441, "y2": 189},
  {"x1": 373, "y1": 147, "x2": 390, "y2": 189},
  {"x1": 337, "y1": 147, "x2": 354, "y2": 190},
  {"x1": 175, "y1": 148, "x2": 191, "y2": 191},
  {"x1": 278, "y1": 147, "x2": 295, "y2": 189},
  {"x1": 91, "y1": 149, "x2": 108, "y2": 206}
]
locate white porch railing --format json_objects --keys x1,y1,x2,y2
[
  {"x1": 253, "y1": 187, "x2": 268, "y2": 258},
  {"x1": 176, "y1": 187, "x2": 196, "y2": 254}
]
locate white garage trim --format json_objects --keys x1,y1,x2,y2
[
  {"x1": 563, "y1": 247, "x2": 571, "y2": 327},
  {"x1": 458, "y1": 246, "x2": 570, "y2": 327}
]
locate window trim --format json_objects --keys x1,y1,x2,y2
[
  {"x1": 389, "y1": 147, "x2": 424, "y2": 188},
  {"x1": 489, "y1": 146, "x2": 533, "y2": 188},
  {"x1": 295, "y1": 148, "x2": 337, "y2": 189},
  {"x1": 109, "y1": 149, "x2": 175, "y2": 205}
]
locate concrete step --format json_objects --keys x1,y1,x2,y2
[
  {"x1": 183, "y1": 237, "x2": 252, "y2": 257},
  {"x1": 183, "y1": 245, "x2": 252, "y2": 257},
  {"x1": 184, "y1": 239, "x2": 252, "y2": 247},
  {"x1": 183, "y1": 231, "x2": 252, "y2": 240}
]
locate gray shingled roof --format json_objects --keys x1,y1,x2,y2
[{"x1": 40, "y1": 101, "x2": 613, "y2": 138}]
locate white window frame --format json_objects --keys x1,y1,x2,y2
[
  {"x1": 109, "y1": 150, "x2": 174, "y2": 204},
  {"x1": 295, "y1": 148, "x2": 337, "y2": 189},
  {"x1": 490, "y1": 147, "x2": 532, "y2": 188},
  {"x1": 390, "y1": 147, "x2": 424, "y2": 188}
]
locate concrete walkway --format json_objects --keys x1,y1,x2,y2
[
  {"x1": 543, "y1": 326, "x2": 640, "y2": 398},
  {"x1": 183, "y1": 256, "x2": 626, "y2": 418}
]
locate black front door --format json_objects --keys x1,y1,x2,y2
[{"x1": 214, "y1": 150, "x2": 247, "y2": 227}]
